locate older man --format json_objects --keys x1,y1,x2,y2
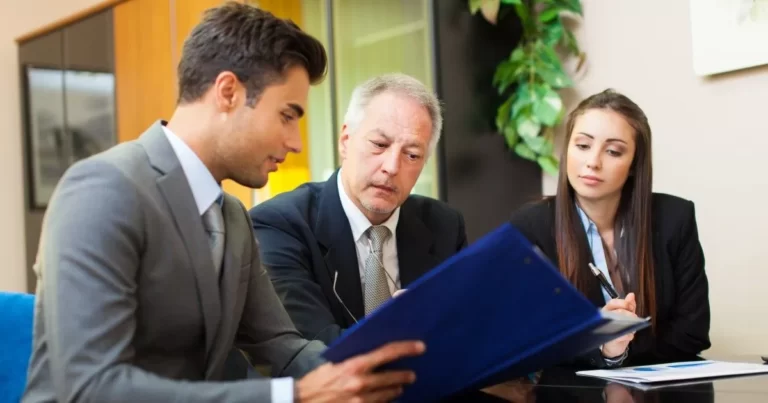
[{"x1": 249, "y1": 73, "x2": 467, "y2": 345}]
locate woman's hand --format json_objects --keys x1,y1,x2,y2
[{"x1": 600, "y1": 293, "x2": 637, "y2": 358}]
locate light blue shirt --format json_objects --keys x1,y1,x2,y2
[
  {"x1": 161, "y1": 125, "x2": 293, "y2": 403},
  {"x1": 575, "y1": 204, "x2": 620, "y2": 304}
]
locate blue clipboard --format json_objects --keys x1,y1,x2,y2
[{"x1": 322, "y1": 223, "x2": 650, "y2": 402}]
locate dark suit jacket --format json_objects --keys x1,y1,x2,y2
[
  {"x1": 508, "y1": 193, "x2": 711, "y2": 368},
  {"x1": 249, "y1": 170, "x2": 467, "y2": 345}
]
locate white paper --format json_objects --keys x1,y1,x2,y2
[{"x1": 577, "y1": 360, "x2": 768, "y2": 384}]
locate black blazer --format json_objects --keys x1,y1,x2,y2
[
  {"x1": 509, "y1": 193, "x2": 711, "y2": 368},
  {"x1": 249, "y1": 170, "x2": 467, "y2": 345}
]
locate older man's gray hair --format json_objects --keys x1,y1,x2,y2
[{"x1": 342, "y1": 73, "x2": 443, "y2": 156}]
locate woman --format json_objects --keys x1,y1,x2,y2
[{"x1": 509, "y1": 89, "x2": 710, "y2": 368}]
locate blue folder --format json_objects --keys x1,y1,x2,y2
[{"x1": 322, "y1": 223, "x2": 650, "y2": 402}]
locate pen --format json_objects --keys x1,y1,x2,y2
[{"x1": 589, "y1": 263, "x2": 619, "y2": 299}]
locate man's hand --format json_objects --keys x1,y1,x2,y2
[
  {"x1": 600, "y1": 293, "x2": 637, "y2": 358},
  {"x1": 296, "y1": 340, "x2": 425, "y2": 402}
]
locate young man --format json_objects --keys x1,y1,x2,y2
[
  {"x1": 23, "y1": 3, "x2": 423, "y2": 403},
  {"x1": 249, "y1": 74, "x2": 467, "y2": 345}
]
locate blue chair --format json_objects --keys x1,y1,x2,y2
[{"x1": 0, "y1": 292, "x2": 34, "y2": 403}]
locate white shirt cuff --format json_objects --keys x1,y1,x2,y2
[{"x1": 271, "y1": 377, "x2": 294, "y2": 403}]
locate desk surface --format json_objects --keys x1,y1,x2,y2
[{"x1": 447, "y1": 356, "x2": 768, "y2": 402}]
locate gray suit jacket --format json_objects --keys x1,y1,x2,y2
[{"x1": 22, "y1": 122, "x2": 326, "y2": 403}]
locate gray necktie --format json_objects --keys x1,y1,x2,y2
[
  {"x1": 202, "y1": 199, "x2": 225, "y2": 278},
  {"x1": 364, "y1": 225, "x2": 392, "y2": 315}
]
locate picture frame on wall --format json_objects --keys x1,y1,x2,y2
[
  {"x1": 690, "y1": 0, "x2": 768, "y2": 76},
  {"x1": 22, "y1": 64, "x2": 117, "y2": 209}
]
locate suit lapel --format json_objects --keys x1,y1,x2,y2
[
  {"x1": 138, "y1": 121, "x2": 222, "y2": 358},
  {"x1": 315, "y1": 171, "x2": 365, "y2": 323},
  {"x1": 205, "y1": 195, "x2": 246, "y2": 378},
  {"x1": 396, "y1": 201, "x2": 439, "y2": 287}
]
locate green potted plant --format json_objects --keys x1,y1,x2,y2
[{"x1": 468, "y1": 0, "x2": 585, "y2": 175}]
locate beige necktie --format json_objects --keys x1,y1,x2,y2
[
  {"x1": 202, "y1": 198, "x2": 225, "y2": 278},
  {"x1": 364, "y1": 225, "x2": 391, "y2": 315}
]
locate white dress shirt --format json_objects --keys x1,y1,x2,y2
[
  {"x1": 337, "y1": 169, "x2": 401, "y2": 294},
  {"x1": 161, "y1": 125, "x2": 293, "y2": 403}
]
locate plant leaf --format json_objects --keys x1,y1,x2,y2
[
  {"x1": 496, "y1": 97, "x2": 513, "y2": 132},
  {"x1": 548, "y1": 0, "x2": 582, "y2": 15},
  {"x1": 516, "y1": 113, "x2": 541, "y2": 138},
  {"x1": 537, "y1": 155, "x2": 560, "y2": 175},
  {"x1": 524, "y1": 134, "x2": 554, "y2": 156},
  {"x1": 539, "y1": 5, "x2": 561, "y2": 23},
  {"x1": 469, "y1": 0, "x2": 484, "y2": 14},
  {"x1": 480, "y1": 0, "x2": 501, "y2": 24},
  {"x1": 514, "y1": 2, "x2": 533, "y2": 36},
  {"x1": 543, "y1": 18, "x2": 565, "y2": 47},
  {"x1": 493, "y1": 60, "x2": 513, "y2": 88},
  {"x1": 514, "y1": 142, "x2": 538, "y2": 161},
  {"x1": 532, "y1": 85, "x2": 563, "y2": 126},
  {"x1": 512, "y1": 82, "x2": 535, "y2": 120},
  {"x1": 522, "y1": 135, "x2": 547, "y2": 153},
  {"x1": 500, "y1": 0, "x2": 522, "y2": 4},
  {"x1": 515, "y1": 82, "x2": 533, "y2": 104},
  {"x1": 511, "y1": 96, "x2": 530, "y2": 119},
  {"x1": 535, "y1": 61, "x2": 573, "y2": 89},
  {"x1": 535, "y1": 40, "x2": 564, "y2": 71},
  {"x1": 503, "y1": 124, "x2": 519, "y2": 148},
  {"x1": 494, "y1": 60, "x2": 527, "y2": 94},
  {"x1": 509, "y1": 47, "x2": 526, "y2": 63}
]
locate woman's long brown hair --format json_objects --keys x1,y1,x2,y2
[{"x1": 554, "y1": 89, "x2": 656, "y2": 330}]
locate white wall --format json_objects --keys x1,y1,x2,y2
[
  {"x1": 0, "y1": 0, "x2": 105, "y2": 292},
  {"x1": 544, "y1": 0, "x2": 768, "y2": 356}
]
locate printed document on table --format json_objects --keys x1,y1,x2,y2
[{"x1": 577, "y1": 360, "x2": 768, "y2": 384}]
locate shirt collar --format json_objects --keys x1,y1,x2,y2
[
  {"x1": 337, "y1": 168, "x2": 400, "y2": 242},
  {"x1": 161, "y1": 125, "x2": 221, "y2": 215},
  {"x1": 575, "y1": 202, "x2": 624, "y2": 238},
  {"x1": 575, "y1": 203, "x2": 596, "y2": 234}
]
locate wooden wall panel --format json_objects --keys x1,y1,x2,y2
[
  {"x1": 113, "y1": 0, "x2": 175, "y2": 143},
  {"x1": 113, "y1": 1, "x2": 140, "y2": 142}
]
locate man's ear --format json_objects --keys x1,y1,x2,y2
[
  {"x1": 338, "y1": 124, "x2": 350, "y2": 160},
  {"x1": 212, "y1": 71, "x2": 241, "y2": 112}
]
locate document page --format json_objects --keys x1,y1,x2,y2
[{"x1": 577, "y1": 360, "x2": 768, "y2": 383}]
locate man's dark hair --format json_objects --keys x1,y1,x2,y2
[{"x1": 177, "y1": 1, "x2": 327, "y2": 106}]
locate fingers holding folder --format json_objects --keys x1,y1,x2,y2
[{"x1": 297, "y1": 341, "x2": 426, "y2": 402}]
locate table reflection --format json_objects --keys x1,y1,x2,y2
[{"x1": 444, "y1": 366, "x2": 764, "y2": 403}]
